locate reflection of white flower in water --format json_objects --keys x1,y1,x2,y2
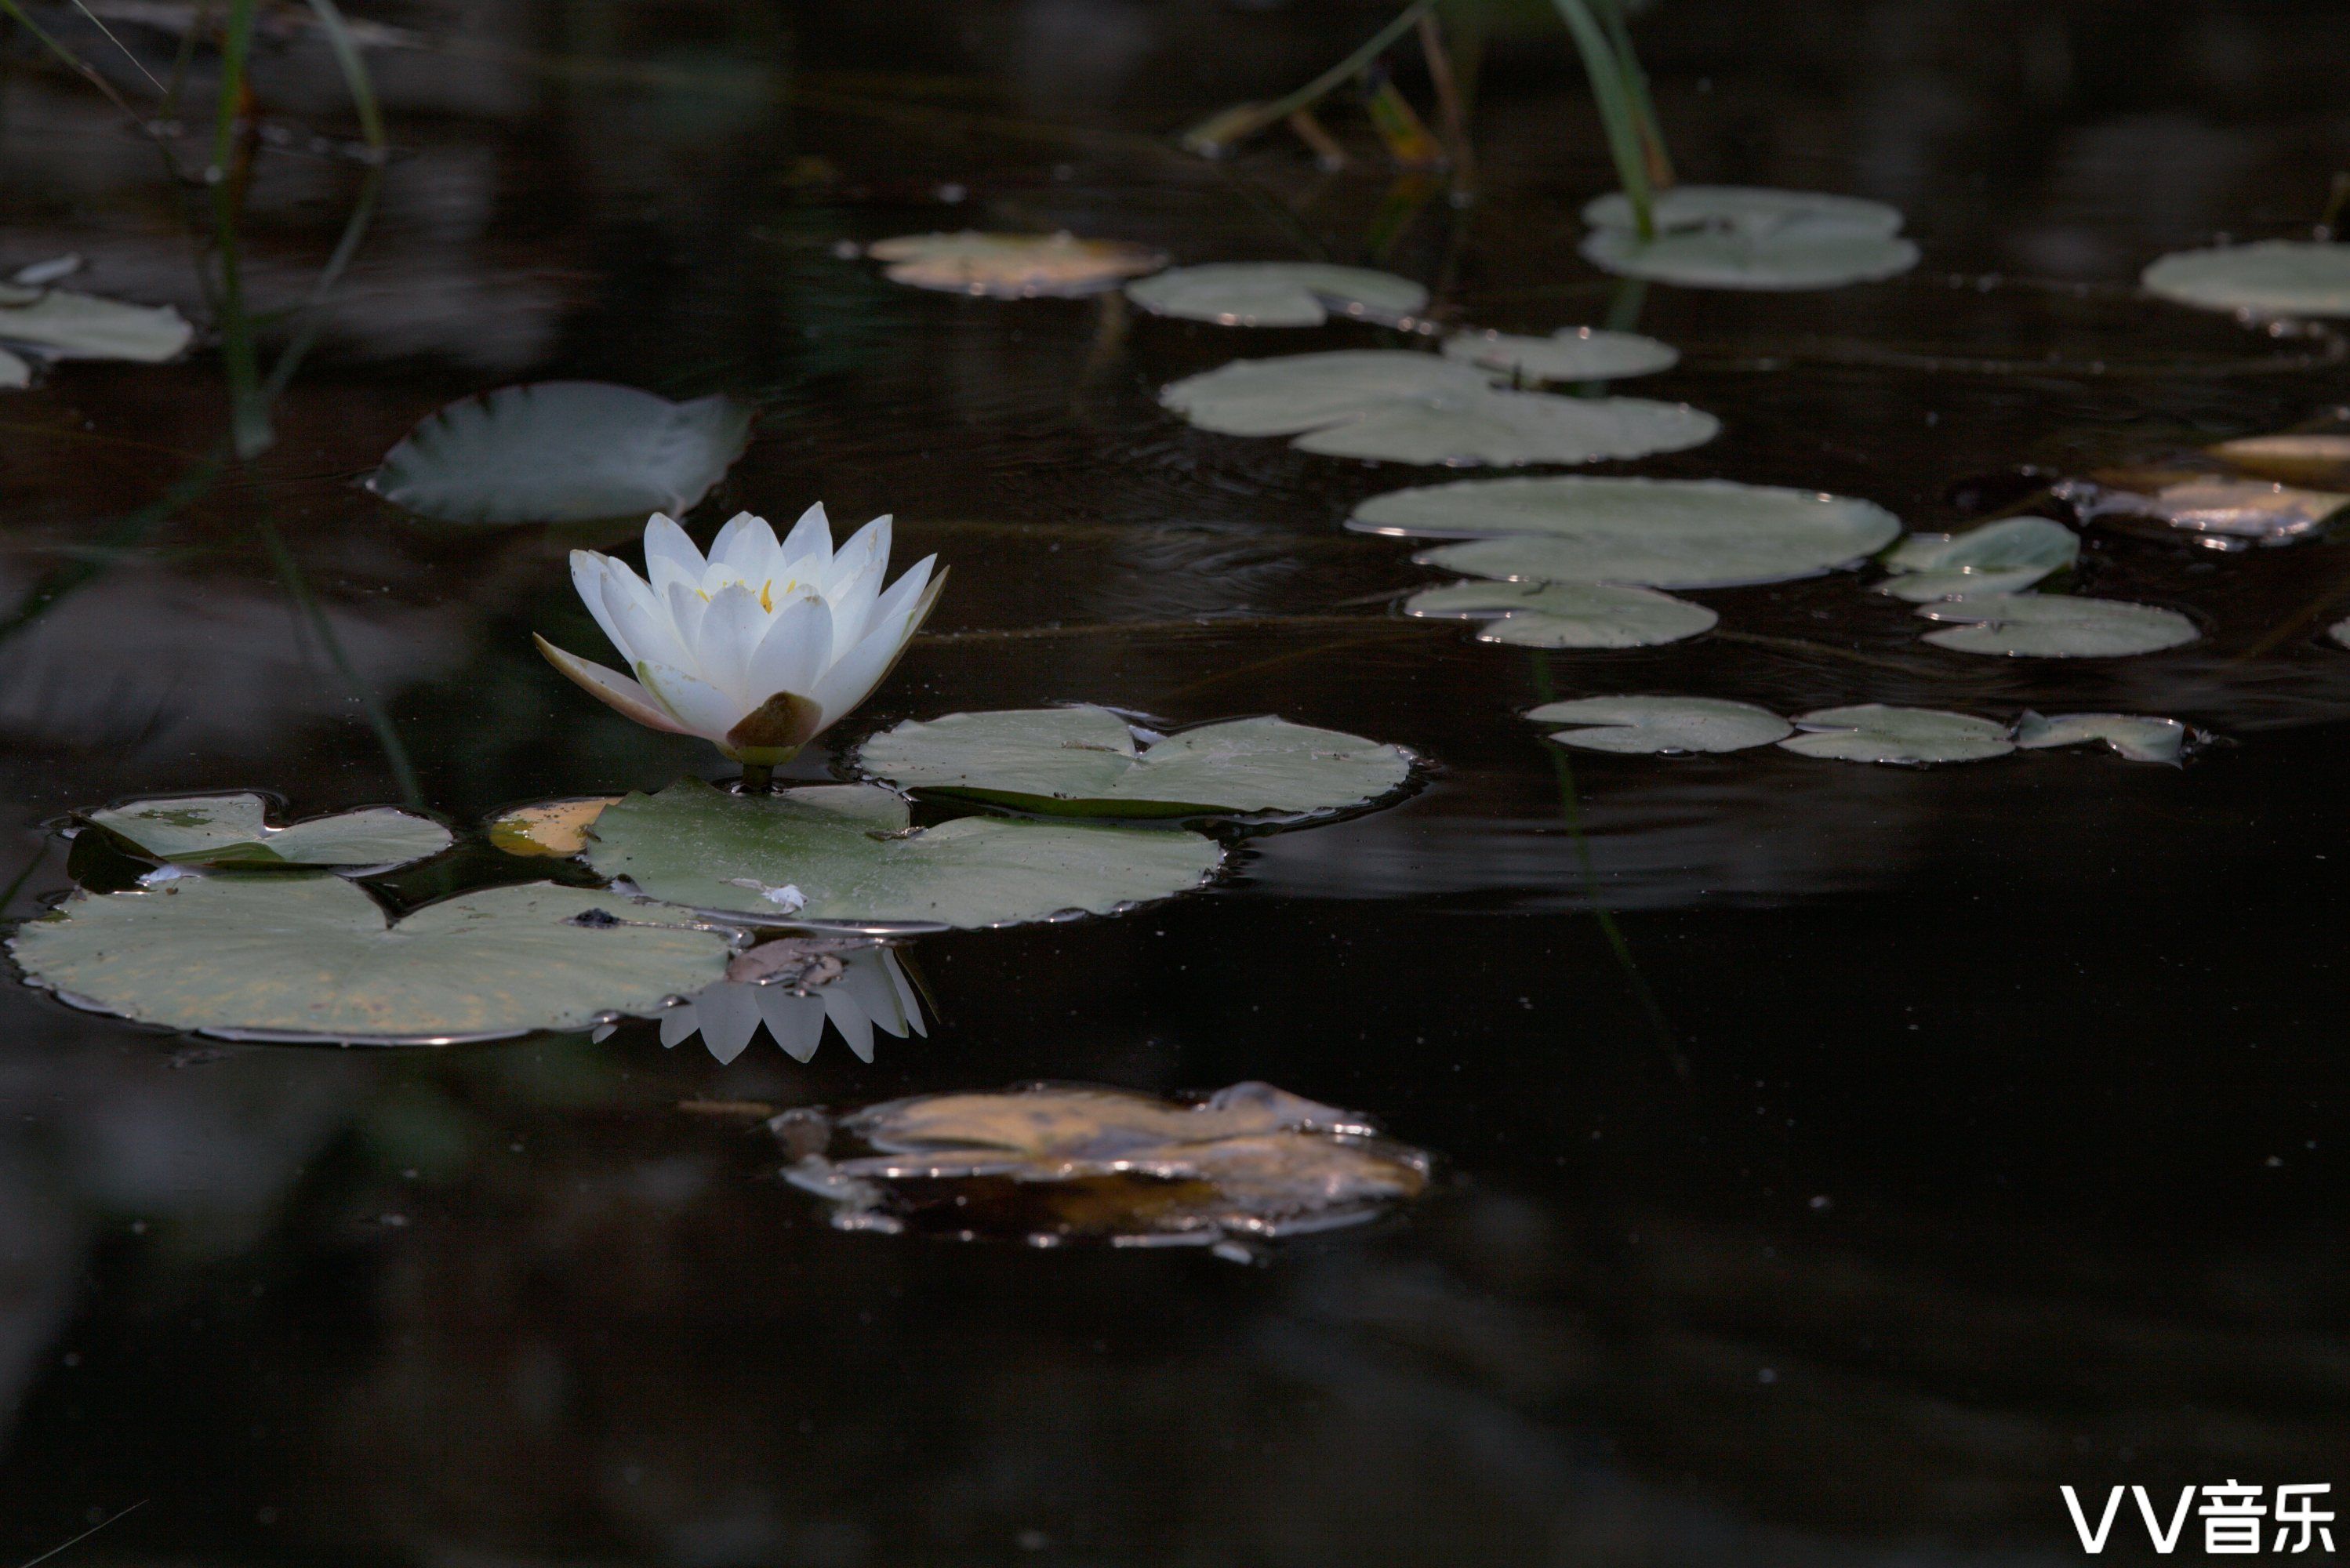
[
  {"x1": 535, "y1": 505, "x2": 946, "y2": 767},
  {"x1": 651, "y1": 941, "x2": 926, "y2": 1065}
]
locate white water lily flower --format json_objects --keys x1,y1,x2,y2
[{"x1": 536, "y1": 504, "x2": 945, "y2": 765}]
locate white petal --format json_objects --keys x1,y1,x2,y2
[
  {"x1": 535, "y1": 636, "x2": 692, "y2": 734},
  {"x1": 821, "y1": 514, "x2": 892, "y2": 598},
  {"x1": 823, "y1": 989, "x2": 877, "y2": 1063},
  {"x1": 601, "y1": 572, "x2": 690, "y2": 672},
  {"x1": 692, "y1": 982, "x2": 764, "y2": 1064},
  {"x1": 570, "y1": 551, "x2": 633, "y2": 659},
  {"x1": 663, "y1": 581, "x2": 714, "y2": 672},
  {"x1": 883, "y1": 950, "x2": 927, "y2": 1037},
  {"x1": 807, "y1": 559, "x2": 939, "y2": 722},
  {"x1": 696, "y1": 583, "x2": 771, "y2": 706},
  {"x1": 659, "y1": 1004, "x2": 698, "y2": 1047},
  {"x1": 636, "y1": 659, "x2": 745, "y2": 741},
  {"x1": 710, "y1": 512, "x2": 778, "y2": 579},
  {"x1": 641, "y1": 513, "x2": 705, "y2": 600},
  {"x1": 863, "y1": 554, "x2": 935, "y2": 641},
  {"x1": 822, "y1": 555, "x2": 887, "y2": 654},
  {"x1": 837, "y1": 951, "x2": 910, "y2": 1038},
  {"x1": 779, "y1": 501, "x2": 833, "y2": 572},
  {"x1": 745, "y1": 593, "x2": 834, "y2": 709},
  {"x1": 757, "y1": 989, "x2": 826, "y2": 1062}
]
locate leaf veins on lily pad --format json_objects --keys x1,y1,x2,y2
[
  {"x1": 86, "y1": 793, "x2": 452, "y2": 869},
  {"x1": 1440, "y1": 327, "x2": 1677, "y2": 382},
  {"x1": 2141, "y1": 241, "x2": 2350, "y2": 318},
  {"x1": 1779, "y1": 704, "x2": 2014, "y2": 764},
  {"x1": 370, "y1": 382, "x2": 753, "y2": 524},
  {"x1": 855, "y1": 706, "x2": 1411, "y2": 818},
  {"x1": 1358, "y1": 476, "x2": 1901, "y2": 590},
  {"x1": 1914, "y1": 594, "x2": 2199, "y2": 657},
  {"x1": 784, "y1": 1080, "x2": 1431, "y2": 1250},
  {"x1": 1580, "y1": 186, "x2": 1920, "y2": 291},
  {"x1": 1404, "y1": 579, "x2": 1715, "y2": 648},
  {"x1": 1527, "y1": 696, "x2": 1789, "y2": 754},
  {"x1": 8, "y1": 877, "x2": 732, "y2": 1044},
  {"x1": 866, "y1": 231, "x2": 1166, "y2": 298},
  {"x1": 1160, "y1": 350, "x2": 1716, "y2": 466},
  {"x1": 1125, "y1": 263, "x2": 1427, "y2": 327},
  {"x1": 2013, "y1": 711, "x2": 2189, "y2": 765},
  {"x1": 583, "y1": 779, "x2": 1222, "y2": 929}
]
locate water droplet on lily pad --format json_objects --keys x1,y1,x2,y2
[
  {"x1": 1359, "y1": 477, "x2": 1901, "y2": 590},
  {"x1": 1915, "y1": 594, "x2": 2199, "y2": 657},
  {"x1": 583, "y1": 779, "x2": 1222, "y2": 929},
  {"x1": 2141, "y1": 241, "x2": 2350, "y2": 318},
  {"x1": 865, "y1": 231, "x2": 1166, "y2": 298},
  {"x1": 1404, "y1": 579, "x2": 1715, "y2": 647},
  {"x1": 1125, "y1": 263, "x2": 1427, "y2": 327},
  {"x1": 784, "y1": 1080, "x2": 1430, "y2": 1248},
  {"x1": 1779, "y1": 703, "x2": 2014, "y2": 764},
  {"x1": 1161, "y1": 350, "x2": 1715, "y2": 466},
  {"x1": 855, "y1": 707, "x2": 1411, "y2": 818},
  {"x1": 85, "y1": 793, "x2": 452, "y2": 869},
  {"x1": 1441, "y1": 326, "x2": 1678, "y2": 382},
  {"x1": 369, "y1": 382, "x2": 753, "y2": 524},
  {"x1": 1527, "y1": 695, "x2": 1790, "y2": 754},
  {"x1": 2207, "y1": 432, "x2": 2350, "y2": 489},
  {"x1": 8, "y1": 877, "x2": 732, "y2": 1044},
  {"x1": 1580, "y1": 186, "x2": 1920, "y2": 291},
  {"x1": 1877, "y1": 515, "x2": 2079, "y2": 601},
  {"x1": 488, "y1": 797, "x2": 623, "y2": 857},
  {"x1": 0, "y1": 287, "x2": 194, "y2": 363},
  {"x1": 2013, "y1": 711, "x2": 2188, "y2": 765}
]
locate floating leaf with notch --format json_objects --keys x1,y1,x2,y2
[
  {"x1": 2013, "y1": 712, "x2": 2188, "y2": 765},
  {"x1": 1529, "y1": 696, "x2": 1790, "y2": 754},
  {"x1": 1915, "y1": 594, "x2": 2199, "y2": 658},
  {"x1": 1580, "y1": 186, "x2": 1920, "y2": 291},
  {"x1": 2141, "y1": 241, "x2": 2350, "y2": 318},
  {"x1": 1876, "y1": 515, "x2": 2079, "y2": 602},
  {"x1": 1779, "y1": 704, "x2": 2014, "y2": 764},
  {"x1": 86, "y1": 793, "x2": 452, "y2": 869},
  {"x1": 1404, "y1": 579, "x2": 1715, "y2": 647},
  {"x1": 1125, "y1": 263, "x2": 1427, "y2": 327},
  {"x1": 1441, "y1": 327, "x2": 1678, "y2": 382}
]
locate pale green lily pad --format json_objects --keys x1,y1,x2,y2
[
  {"x1": 1160, "y1": 350, "x2": 1715, "y2": 466},
  {"x1": 7, "y1": 876, "x2": 732, "y2": 1044},
  {"x1": 1779, "y1": 704, "x2": 2014, "y2": 764},
  {"x1": 86, "y1": 793, "x2": 452, "y2": 869},
  {"x1": 369, "y1": 382, "x2": 753, "y2": 524},
  {"x1": 2141, "y1": 241, "x2": 2350, "y2": 318},
  {"x1": 1916, "y1": 594, "x2": 2199, "y2": 657},
  {"x1": 1527, "y1": 696, "x2": 1789, "y2": 754},
  {"x1": 1878, "y1": 516, "x2": 2079, "y2": 601},
  {"x1": 1362, "y1": 477, "x2": 1901, "y2": 590},
  {"x1": 1441, "y1": 327, "x2": 1678, "y2": 382},
  {"x1": 855, "y1": 707, "x2": 1411, "y2": 818},
  {"x1": 1404, "y1": 579, "x2": 1715, "y2": 647},
  {"x1": 2013, "y1": 711, "x2": 2188, "y2": 765},
  {"x1": 1125, "y1": 263, "x2": 1427, "y2": 327},
  {"x1": 1581, "y1": 186, "x2": 1920, "y2": 291},
  {"x1": 0, "y1": 289, "x2": 194, "y2": 361},
  {"x1": 583, "y1": 779, "x2": 1222, "y2": 929}
]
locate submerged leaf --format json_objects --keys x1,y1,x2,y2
[
  {"x1": 1125, "y1": 263, "x2": 1427, "y2": 327},
  {"x1": 488, "y1": 797, "x2": 623, "y2": 857},
  {"x1": 1527, "y1": 695, "x2": 1789, "y2": 754},
  {"x1": 2141, "y1": 241, "x2": 2350, "y2": 318},
  {"x1": 1877, "y1": 516, "x2": 2079, "y2": 601},
  {"x1": 2207, "y1": 433, "x2": 2350, "y2": 489},
  {"x1": 2013, "y1": 711, "x2": 2188, "y2": 765},
  {"x1": 1580, "y1": 186, "x2": 1919, "y2": 291},
  {"x1": 86, "y1": 793, "x2": 452, "y2": 869},
  {"x1": 1441, "y1": 327, "x2": 1678, "y2": 382},
  {"x1": 1360, "y1": 476, "x2": 1901, "y2": 590},
  {"x1": 1779, "y1": 704, "x2": 2014, "y2": 764},
  {"x1": 1915, "y1": 594, "x2": 2199, "y2": 658},
  {"x1": 856, "y1": 707, "x2": 1411, "y2": 817},
  {"x1": 1160, "y1": 350, "x2": 1715, "y2": 466},
  {"x1": 8, "y1": 877, "x2": 732, "y2": 1044},
  {"x1": 1404, "y1": 579, "x2": 1715, "y2": 647},
  {"x1": 583, "y1": 779, "x2": 1222, "y2": 928},
  {"x1": 369, "y1": 382, "x2": 753, "y2": 524},
  {"x1": 0, "y1": 289, "x2": 194, "y2": 361},
  {"x1": 785, "y1": 1080, "x2": 1431, "y2": 1248},
  {"x1": 866, "y1": 231, "x2": 1166, "y2": 298}
]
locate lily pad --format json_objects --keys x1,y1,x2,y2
[
  {"x1": 1125, "y1": 263, "x2": 1427, "y2": 328},
  {"x1": 1527, "y1": 696, "x2": 1790, "y2": 754},
  {"x1": 1360, "y1": 477, "x2": 1901, "y2": 590},
  {"x1": 8, "y1": 876, "x2": 732, "y2": 1044},
  {"x1": 2013, "y1": 711, "x2": 2188, "y2": 765},
  {"x1": 2208, "y1": 433, "x2": 2350, "y2": 488},
  {"x1": 866, "y1": 231, "x2": 1166, "y2": 298},
  {"x1": 784, "y1": 1080, "x2": 1431, "y2": 1249},
  {"x1": 2054, "y1": 476, "x2": 2346, "y2": 546},
  {"x1": 1403, "y1": 579, "x2": 1715, "y2": 647},
  {"x1": 1441, "y1": 327, "x2": 1678, "y2": 382},
  {"x1": 1877, "y1": 515, "x2": 2079, "y2": 601},
  {"x1": 0, "y1": 347, "x2": 27, "y2": 388},
  {"x1": 1580, "y1": 186, "x2": 1920, "y2": 291},
  {"x1": 2141, "y1": 241, "x2": 2350, "y2": 318},
  {"x1": 582, "y1": 779, "x2": 1222, "y2": 928},
  {"x1": 488, "y1": 797, "x2": 623, "y2": 857},
  {"x1": 86, "y1": 793, "x2": 452, "y2": 869},
  {"x1": 0, "y1": 288, "x2": 194, "y2": 361},
  {"x1": 1779, "y1": 704, "x2": 2014, "y2": 764},
  {"x1": 1915, "y1": 594, "x2": 2199, "y2": 658},
  {"x1": 369, "y1": 382, "x2": 754, "y2": 524},
  {"x1": 1160, "y1": 350, "x2": 1715, "y2": 466},
  {"x1": 855, "y1": 707, "x2": 1411, "y2": 818}
]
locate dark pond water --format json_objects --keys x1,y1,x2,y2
[{"x1": 3, "y1": 0, "x2": 2348, "y2": 1561}]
